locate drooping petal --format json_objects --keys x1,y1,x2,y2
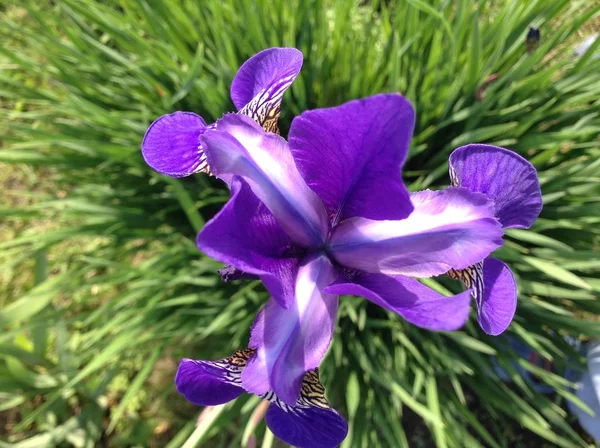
[
  {"x1": 141, "y1": 112, "x2": 208, "y2": 177},
  {"x1": 175, "y1": 349, "x2": 255, "y2": 406},
  {"x1": 478, "y1": 258, "x2": 518, "y2": 335},
  {"x1": 242, "y1": 254, "x2": 338, "y2": 405},
  {"x1": 325, "y1": 273, "x2": 472, "y2": 331},
  {"x1": 261, "y1": 370, "x2": 348, "y2": 448},
  {"x1": 266, "y1": 405, "x2": 348, "y2": 448},
  {"x1": 329, "y1": 188, "x2": 504, "y2": 277},
  {"x1": 449, "y1": 258, "x2": 517, "y2": 335},
  {"x1": 449, "y1": 144, "x2": 542, "y2": 229},
  {"x1": 196, "y1": 178, "x2": 297, "y2": 308},
  {"x1": 232, "y1": 48, "x2": 303, "y2": 134},
  {"x1": 288, "y1": 93, "x2": 414, "y2": 223},
  {"x1": 200, "y1": 114, "x2": 329, "y2": 248}
]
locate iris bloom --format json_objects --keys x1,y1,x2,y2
[
  {"x1": 443, "y1": 145, "x2": 542, "y2": 335},
  {"x1": 140, "y1": 48, "x2": 532, "y2": 447},
  {"x1": 172, "y1": 99, "x2": 504, "y2": 447}
]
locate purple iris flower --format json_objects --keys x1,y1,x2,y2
[
  {"x1": 142, "y1": 47, "x2": 303, "y2": 177},
  {"x1": 442, "y1": 145, "x2": 543, "y2": 335},
  {"x1": 140, "y1": 48, "x2": 518, "y2": 447}
]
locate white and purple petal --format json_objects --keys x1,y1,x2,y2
[
  {"x1": 449, "y1": 144, "x2": 542, "y2": 229},
  {"x1": 200, "y1": 114, "x2": 329, "y2": 248},
  {"x1": 232, "y1": 47, "x2": 303, "y2": 134},
  {"x1": 242, "y1": 254, "x2": 339, "y2": 405},
  {"x1": 325, "y1": 273, "x2": 472, "y2": 331},
  {"x1": 289, "y1": 93, "x2": 414, "y2": 223},
  {"x1": 175, "y1": 349, "x2": 254, "y2": 406},
  {"x1": 196, "y1": 179, "x2": 297, "y2": 308},
  {"x1": 329, "y1": 188, "x2": 504, "y2": 277},
  {"x1": 141, "y1": 112, "x2": 209, "y2": 177}
]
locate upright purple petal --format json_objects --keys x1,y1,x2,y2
[
  {"x1": 325, "y1": 273, "x2": 472, "y2": 331},
  {"x1": 289, "y1": 94, "x2": 414, "y2": 223},
  {"x1": 329, "y1": 188, "x2": 504, "y2": 277},
  {"x1": 232, "y1": 48, "x2": 303, "y2": 133},
  {"x1": 196, "y1": 179, "x2": 297, "y2": 308},
  {"x1": 141, "y1": 112, "x2": 208, "y2": 177},
  {"x1": 200, "y1": 114, "x2": 329, "y2": 248},
  {"x1": 449, "y1": 144, "x2": 542, "y2": 229},
  {"x1": 175, "y1": 349, "x2": 254, "y2": 406},
  {"x1": 478, "y1": 258, "x2": 518, "y2": 335},
  {"x1": 241, "y1": 254, "x2": 338, "y2": 405}
]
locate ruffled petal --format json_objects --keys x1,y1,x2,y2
[
  {"x1": 232, "y1": 48, "x2": 303, "y2": 134},
  {"x1": 200, "y1": 114, "x2": 329, "y2": 248},
  {"x1": 242, "y1": 254, "x2": 338, "y2": 405},
  {"x1": 289, "y1": 93, "x2": 414, "y2": 223},
  {"x1": 175, "y1": 349, "x2": 254, "y2": 406},
  {"x1": 325, "y1": 273, "x2": 471, "y2": 331},
  {"x1": 196, "y1": 178, "x2": 297, "y2": 308},
  {"x1": 264, "y1": 371, "x2": 348, "y2": 448},
  {"x1": 329, "y1": 188, "x2": 504, "y2": 277},
  {"x1": 141, "y1": 112, "x2": 208, "y2": 177},
  {"x1": 449, "y1": 144, "x2": 542, "y2": 229}
]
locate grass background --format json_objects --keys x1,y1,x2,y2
[{"x1": 1, "y1": 0, "x2": 599, "y2": 446}]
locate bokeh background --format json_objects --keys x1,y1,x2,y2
[{"x1": 1, "y1": 1, "x2": 599, "y2": 447}]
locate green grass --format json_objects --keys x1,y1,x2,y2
[{"x1": 1, "y1": 0, "x2": 599, "y2": 446}]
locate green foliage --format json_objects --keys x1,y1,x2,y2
[{"x1": 1, "y1": 0, "x2": 599, "y2": 446}]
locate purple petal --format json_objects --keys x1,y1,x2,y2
[
  {"x1": 141, "y1": 112, "x2": 208, "y2": 177},
  {"x1": 262, "y1": 370, "x2": 348, "y2": 448},
  {"x1": 266, "y1": 404, "x2": 348, "y2": 448},
  {"x1": 325, "y1": 273, "x2": 471, "y2": 331},
  {"x1": 478, "y1": 258, "x2": 517, "y2": 335},
  {"x1": 196, "y1": 178, "x2": 297, "y2": 308},
  {"x1": 232, "y1": 48, "x2": 303, "y2": 133},
  {"x1": 200, "y1": 114, "x2": 329, "y2": 248},
  {"x1": 449, "y1": 144, "x2": 542, "y2": 229},
  {"x1": 242, "y1": 254, "x2": 338, "y2": 405},
  {"x1": 289, "y1": 93, "x2": 414, "y2": 223},
  {"x1": 175, "y1": 349, "x2": 255, "y2": 406},
  {"x1": 329, "y1": 188, "x2": 504, "y2": 277}
]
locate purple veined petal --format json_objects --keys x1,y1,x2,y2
[
  {"x1": 329, "y1": 187, "x2": 504, "y2": 277},
  {"x1": 196, "y1": 178, "x2": 297, "y2": 308},
  {"x1": 141, "y1": 111, "x2": 209, "y2": 177},
  {"x1": 289, "y1": 93, "x2": 414, "y2": 223},
  {"x1": 325, "y1": 273, "x2": 472, "y2": 331},
  {"x1": 266, "y1": 405, "x2": 348, "y2": 448},
  {"x1": 449, "y1": 144, "x2": 542, "y2": 229},
  {"x1": 478, "y1": 258, "x2": 518, "y2": 335},
  {"x1": 200, "y1": 114, "x2": 329, "y2": 248},
  {"x1": 232, "y1": 48, "x2": 303, "y2": 134},
  {"x1": 449, "y1": 258, "x2": 517, "y2": 335},
  {"x1": 262, "y1": 369, "x2": 348, "y2": 448},
  {"x1": 241, "y1": 254, "x2": 339, "y2": 405},
  {"x1": 175, "y1": 349, "x2": 255, "y2": 406}
]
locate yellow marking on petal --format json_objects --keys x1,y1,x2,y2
[{"x1": 448, "y1": 261, "x2": 484, "y2": 306}]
